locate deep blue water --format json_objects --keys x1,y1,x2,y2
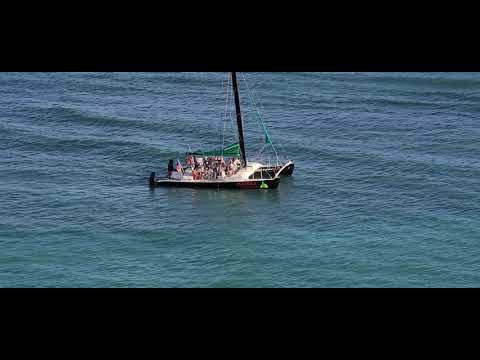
[{"x1": 1, "y1": 72, "x2": 479, "y2": 287}]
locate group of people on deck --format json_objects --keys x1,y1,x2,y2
[
  {"x1": 187, "y1": 154, "x2": 242, "y2": 180},
  {"x1": 168, "y1": 155, "x2": 242, "y2": 181}
]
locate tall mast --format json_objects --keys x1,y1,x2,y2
[{"x1": 231, "y1": 72, "x2": 247, "y2": 167}]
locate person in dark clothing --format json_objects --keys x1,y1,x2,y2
[{"x1": 167, "y1": 160, "x2": 174, "y2": 178}]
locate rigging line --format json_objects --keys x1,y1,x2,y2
[
  {"x1": 224, "y1": 75, "x2": 231, "y2": 122},
  {"x1": 244, "y1": 74, "x2": 281, "y2": 148},
  {"x1": 222, "y1": 73, "x2": 232, "y2": 156},
  {"x1": 225, "y1": 78, "x2": 233, "y2": 149},
  {"x1": 220, "y1": 73, "x2": 237, "y2": 154},
  {"x1": 241, "y1": 73, "x2": 277, "y2": 163},
  {"x1": 228, "y1": 74, "x2": 238, "y2": 145},
  {"x1": 254, "y1": 144, "x2": 267, "y2": 162},
  {"x1": 240, "y1": 72, "x2": 280, "y2": 164},
  {"x1": 244, "y1": 74, "x2": 289, "y2": 162}
]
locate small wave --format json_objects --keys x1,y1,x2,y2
[
  {"x1": 26, "y1": 106, "x2": 160, "y2": 132},
  {"x1": 359, "y1": 73, "x2": 480, "y2": 90}
]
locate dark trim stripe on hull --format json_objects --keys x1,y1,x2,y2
[{"x1": 151, "y1": 177, "x2": 280, "y2": 190}]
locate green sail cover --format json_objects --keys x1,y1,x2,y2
[{"x1": 191, "y1": 143, "x2": 241, "y2": 157}]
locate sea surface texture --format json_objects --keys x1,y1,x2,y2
[{"x1": 1, "y1": 72, "x2": 479, "y2": 287}]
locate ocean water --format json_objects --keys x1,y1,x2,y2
[{"x1": 1, "y1": 72, "x2": 479, "y2": 288}]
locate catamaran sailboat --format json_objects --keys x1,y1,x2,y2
[{"x1": 149, "y1": 72, "x2": 294, "y2": 190}]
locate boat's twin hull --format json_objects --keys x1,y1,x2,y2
[
  {"x1": 151, "y1": 177, "x2": 280, "y2": 190},
  {"x1": 261, "y1": 162, "x2": 295, "y2": 177},
  {"x1": 148, "y1": 161, "x2": 293, "y2": 190}
]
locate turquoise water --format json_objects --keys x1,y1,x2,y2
[{"x1": 1, "y1": 72, "x2": 479, "y2": 287}]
